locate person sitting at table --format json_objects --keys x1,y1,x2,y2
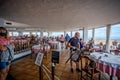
[
  {"x1": 117, "y1": 43, "x2": 120, "y2": 50},
  {"x1": 110, "y1": 43, "x2": 117, "y2": 50},
  {"x1": 99, "y1": 42, "x2": 104, "y2": 52},
  {"x1": 83, "y1": 44, "x2": 93, "y2": 55},
  {"x1": 59, "y1": 35, "x2": 65, "y2": 49},
  {"x1": 88, "y1": 38, "x2": 94, "y2": 48},
  {"x1": 103, "y1": 44, "x2": 107, "y2": 52}
]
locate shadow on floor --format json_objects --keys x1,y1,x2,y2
[{"x1": 6, "y1": 73, "x2": 16, "y2": 80}]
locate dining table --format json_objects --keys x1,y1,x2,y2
[
  {"x1": 32, "y1": 44, "x2": 50, "y2": 58},
  {"x1": 90, "y1": 52, "x2": 120, "y2": 80},
  {"x1": 48, "y1": 41, "x2": 59, "y2": 49}
]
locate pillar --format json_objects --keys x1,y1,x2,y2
[
  {"x1": 92, "y1": 28, "x2": 95, "y2": 39},
  {"x1": 11, "y1": 32, "x2": 13, "y2": 36},
  {"x1": 40, "y1": 31, "x2": 43, "y2": 37},
  {"x1": 64, "y1": 31, "x2": 66, "y2": 36},
  {"x1": 30, "y1": 31, "x2": 32, "y2": 36},
  {"x1": 48, "y1": 32, "x2": 52, "y2": 37},
  {"x1": 83, "y1": 27, "x2": 88, "y2": 43},
  {"x1": 18, "y1": 31, "x2": 23, "y2": 36},
  {"x1": 106, "y1": 24, "x2": 111, "y2": 52},
  {"x1": 70, "y1": 31, "x2": 72, "y2": 37}
]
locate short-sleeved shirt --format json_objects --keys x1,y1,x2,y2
[{"x1": 68, "y1": 37, "x2": 79, "y2": 50}]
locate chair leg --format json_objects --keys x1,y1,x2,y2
[
  {"x1": 118, "y1": 77, "x2": 120, "y2": 80},
  {"x1": 98, "y1": 73, "x2": 101, "y2": 80},
  {"x1": 91, "y1": 76, "x2": 93, "y2": 80},
  {"x1": 110, "y1": 76, "x2": 112, "y2": 80},
  {"x1": 90, "y1": 74, "x2": 94, "y2": 80},
  {"x1": 81, "y1": 71, "x2": 82, "y2": 80}
]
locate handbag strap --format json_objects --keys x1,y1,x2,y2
[{"x1": 7, "y1": 47, "x2": 12, "y2": 60}]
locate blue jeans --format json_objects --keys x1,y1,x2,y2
[{"x1": 0, "y1": 62, "x2": 10, "y2": 71}]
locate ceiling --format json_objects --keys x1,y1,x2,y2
[{"x1": 0, "y1": 0, "x2": 120, "y2": 31}]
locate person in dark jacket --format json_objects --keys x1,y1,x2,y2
[{"x1": 65, "y1": 34, "x2": 70, "y2": 49}]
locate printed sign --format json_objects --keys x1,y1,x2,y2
[{"x1": 35, "y1": 53, "x2": 44, "y2": 66}]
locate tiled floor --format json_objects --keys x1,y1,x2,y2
[{"x1": 9, "y1": 49, "x2": 118, "y2": 80}]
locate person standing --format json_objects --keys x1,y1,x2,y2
[
  {"x1": 59, "y1": 35, "x2": 65, "y2": 49},
  {"x1": 0, "y1": 27, "x2": 14, "y2": 80},
  {"x1": 67, "y1": 32, "x2": 80, "y2": 73},
  {"x1": 79, "y1": 38, "x2": 84, "y2": 49},
  {"x1": 65, "y1": 34, "x2": 70, "y2": 49}
]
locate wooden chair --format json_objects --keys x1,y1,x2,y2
[{"x1": 80, "y1": 56, "x2": 101, "y2": 80}]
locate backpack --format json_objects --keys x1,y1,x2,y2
[
  {"x1": 0, "y1": 44, "x2": 14, "y2": 62},
  {"x1": 71, "y1": 49, "x2": 81, "y2": 62},
  {"x1": 7, "y1": 45, "x2": 14, "y2": 61}
]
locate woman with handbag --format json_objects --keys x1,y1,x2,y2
[{"x1": 0, "y1": 27, "x2": 14, "y2": 80}]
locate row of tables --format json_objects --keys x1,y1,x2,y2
[
  {"x1": 31, "y1": 41, "x2": 59, "y2": 58},
  {"x1": 32, "y1": 41, "x2": 59, "y2": 53},
  {"x1": 32, "y1": 41, "x2": 120, "y2": 79}
]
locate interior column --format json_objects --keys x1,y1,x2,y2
[
  {"x1": 92, "y1": 28, "x2": 95, "y2": 39},
  {"x1": 48, "y1": 32, "x2": 52, "y2": 37},
  {"x1": 70, "y1": 31, "x2": 72, "y2": 37},
  {"x1": 18, "y1": 31, "x2": 23, "y2": 36},
  {"x1": 83, "y1": 27, "x2": 88, "y2": 43},
  {"x1": 106, "y1": 24, "x2": 111, "y2": 52},
  {"x1": 64, "y1": 31, "x2": 66, "y2": 36},
  {"x1": 40, "y1": 31, "x2": 43, "y2": 37}
]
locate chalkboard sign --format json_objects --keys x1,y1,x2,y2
[
  {"x1": 52, "y1": 51, "x2": 60, "y2": 64},
  {"x1": 35, "y1": 53, "x2": 44, "y2": 66}
]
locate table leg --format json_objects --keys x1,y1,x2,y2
[
  {"x1": 118, "y1": 77, "x2": 120, "y2": 80},
  {"x1": 110, "y1": 76, "x2": 112, "y2": 80}
]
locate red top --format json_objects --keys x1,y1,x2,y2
[{"x1": 0, "y1": 37, "x2": 10, "y2": 46}]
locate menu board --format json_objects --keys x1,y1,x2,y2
[{"x1": 35, "y1": 53, "x2": 44, "y2": 66}]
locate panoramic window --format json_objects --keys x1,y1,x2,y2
[
  {"x1": 13, "y1": 32, "x2": 19, "y2": 36},
  {"x1": 72, "y1": 31, "x2": 77, "y2": 37},
  {"x1": 79, "y1": 30, "x2": 83, "y2": 39},
  {"x1": 36, "y1": 32, "x2": 40, "y2": 37},
  {"x1": 52, "y1": 32, "x2": 64, "y2": 37},
  {"x1": 110, "y1": 24, "x2": 120, "y2": 46},
  {"x1": 72, "y1": 30, "x2": 83, "y2": 38},
  {"x1": 66, "y1": 31, "x2": 71, "y2": 37},
  {"x1": 88, "y1": 29, "x2": 92, "y2": 40},
  {"x1": 94, "y1": 27, "x2": 106, "y2": 45},
  {"x1": 23, "y1": 32, "x2": 30, "y2": 36},
  {"x1": 31, "y1": 32, "x2": 36, "y2": 36},
  {"x1": 43, "y1": 32, "x2": 48, "y2": 36},
  {"x1": 9, "y1": 32, "x2": 12, "y2": 36}
]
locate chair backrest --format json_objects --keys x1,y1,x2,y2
[{"x1": 81, "y1": 56, "x2": 96, "y2": 70}]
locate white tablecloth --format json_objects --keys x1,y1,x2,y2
[
  {"x1": 32, "y1": 44, "x2": 50, "y2": 53},
  {"x1": 48, "y1": 41, "x2": 59, "y2": 49},
  {"x1": 90, "y1": 52, "x2": 120, "y2": 77}
]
